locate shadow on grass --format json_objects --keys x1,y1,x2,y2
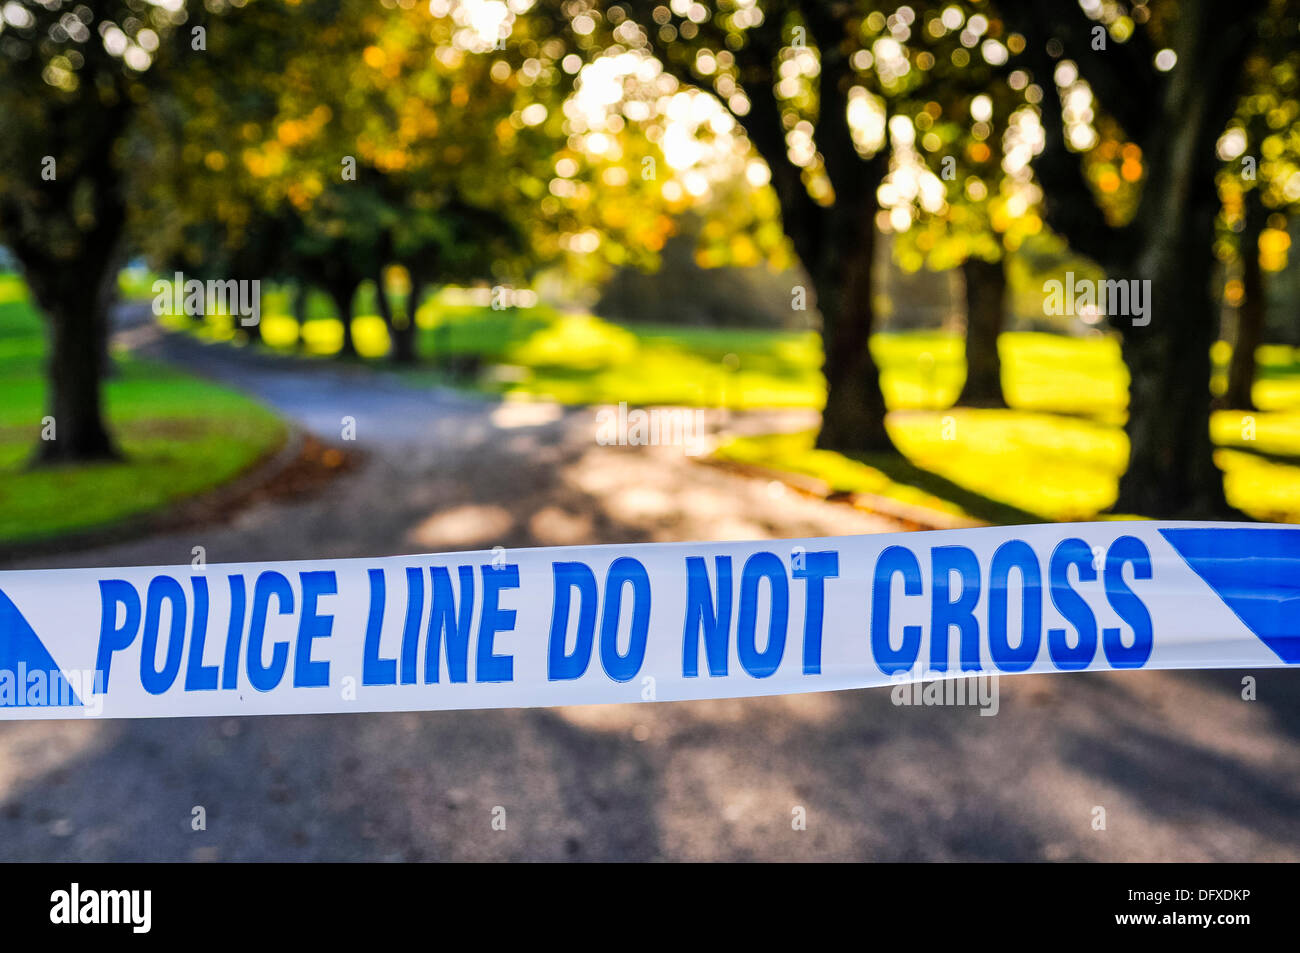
[
  {"x1": 852, "y1": 450, "x2": 1049, "y2": 526},
  {"x1": 1215, "y1": 442, "x2": 1300, "y2": 467},
  {"x1": 1004, "y1": 403, "x2": 1126, "y2": 426}
]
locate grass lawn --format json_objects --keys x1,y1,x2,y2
[
  {"x1": 171, "y1": 286, "x2": 1300, "y2": 525},
  {"x1": 718, "y1": 417, "x2": 1300, "y2": 526},
  {"x1": 165, "y1": 288, "x2": 828, "y2": 408},
  {"x1": 0, "y1": 275, "x2": 286, "y2": 546}
]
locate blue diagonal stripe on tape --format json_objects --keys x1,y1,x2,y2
[
  {"x1": 1160, "y1": 528, "x2": 1300, "y2": 664},
  {"x1": 0, "y1": 588, "x2": 82, "y2": 707}
]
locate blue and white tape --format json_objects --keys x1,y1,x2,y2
[{"x1": 0, "y1": 522, "x2": 1296, "y2": 719}]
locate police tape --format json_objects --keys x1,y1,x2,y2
[{"x1": 0, "y1": 521, "x2": 1295, "y2": 719}]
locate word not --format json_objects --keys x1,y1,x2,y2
[{"x1": 683, "y1": 550, "x2": 840, "y2": 678}]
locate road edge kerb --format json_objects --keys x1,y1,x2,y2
[{"x1": 698, "y1": 457, "x2": 985, "y2": 532}]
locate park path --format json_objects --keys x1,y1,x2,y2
[{"x1": 0, "y1": 323, "x2": 1298, "y2": 860}]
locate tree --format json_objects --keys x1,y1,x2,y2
[
  {"x1": 1000, "y1": 0, "x2": 1271, "y2": 517},
  {"x1": 571, "y1": 1, "x2": 1050, "y2": 447},
  {"x1": 135, "y1": 0, "x2": 579, "y2": 364},
  {"x1": 128, "y1": 0, "x2": 382, "y2": 360},
  {"x1": 886, "y1": 7, "x2": 1045, "y2": 408},
  {"x1": 1214, "y1": 29, "x2": 1300, "y2": 411},
  {"x1": 564, "y1": 1, "x2": 926, "y2": 453},
  {"x1": 389, "y1": 196, "x2": 527, "y2": 363},
  {"x1": 0, "y1": 1, "x2": 207, "y2": 462},
  {"x1": 1221, "y1": 186, "x2": 1270, "y2": 411},
  {"x1": 326, "y1": 5, "x2": 565, "y2": 363}
]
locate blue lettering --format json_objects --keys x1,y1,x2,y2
[
  {"x1": 871, "y1": 546, "x2": 922, "y2": 675},
  {"x1": 987, "y1": 540, "x2": 1041, "y2": 672},
  {"x1": 477, "y1": 565, "x2": 518, "y2": 682},
  {"x1": 736, "y1": 552, "x2": 788, "y2": 678},
  {"x1": 247, "y1": 571, "x2": 293, "y2": 692},
  {"x1": 426, "y1": 566, "x2": 475, "y2": 684},
  {"x1": 600, "y1": 558, "x2": 651, "y2": 682},
  {"x1": 185, "y1": 576, "x2": 218, "y2": 691},
  {"x1": 221, "y1": 575, "x2": 246, "y2": 690},
  {"x1": 294, "y1": 570, "x2": 335, "y2": 688},
  {"x1": 1103, "y1": 536, "x2": 1153, "y2": 668},
  {"x1": 930, "y1": 546, "x2": 981, "y2": 672},
  {"x1": 398, "y1": 567, "x2": 425, "y2": 686},
  {"x1": 793, "y1": 551, "x2": 838, "y2": 675},
  {"x1": 1048, "y1": 539, "x2": 1098, "y2": 670},
  {"x1": 140, "y1": 575, "x2": 186, "y2": 695},
  {"x1": 96, "y1": 580, "x2": 141, "y2": 692},
  {"x1": 683, "y1": 555, "x2": 731, "y2": 678},
  {"x1": 549, "y1": 562, "x2": 598, "y2": 681},
  {"x1": 362, "y1": 568, "x2": 395, "y2": 686}
]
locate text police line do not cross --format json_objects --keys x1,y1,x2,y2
[{"x1": 89, "y1": 535, "x2": 1155, "y2": 697}]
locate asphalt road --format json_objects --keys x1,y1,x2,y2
[{"x1": 1, "y1": 326, "x2": 1297, "y2": 861}]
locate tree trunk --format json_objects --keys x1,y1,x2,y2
[
  {"x1": 372, "y1": 272, "x2": 393, "y2": 339},
  {"x1": 998, "y1": 0, "x2": 1261, "y2": 518},
  {"x1": 372, "y1": 270, "x2": 415, "y2": 365},
  {"x1": 811, "y1": 209, "x2": 893, "y2": 453},
  {"x1": 34, "y1": 285, "x2": 118, "y2": 463},
  {"x1": 242, "y1": 309, "x2": 263, "y2": 346},
  {"x1": 327, "y1": 282, "x2": 358, "y2": 359},
  {"x1": 390, "y1": 320, "x2": 417, "y2": 363},
  {"x1": 1116, "y1": 291, "x2": 1228, "y2": 517},
  {"x1": 291, "y1": 280, "x2": 309, "y2": 351},
  {"x1": 1112, "y1": 0, "x2": 1258, "y2": 518},
  {"x1": 391, "y1": 278, "x2": 424, "y2": 365},
  {"x1": 1222, "y1": 191, "x2": 1267, "y2": 411},
  {"x1": 430, "y1": 279, "x2": 452, "y2": 367},
  {"x1": 641, "y1": 1, "x2": 897, "y2": 455},
  {"x1": 1114, "y1": 188, "x2": 1232, "y2": 517},
  {"x1": 98, "y1": 310, "x2": 114, "y2": 381},
  {"x1": 97, "y1": 252, "x2": 121, "y2": 380},
  {"x1": 16, "y1": 237, "x2": 121, "y2": 464},
  {"x1": 956, "y1": 257, "x2": 1008, "y2": 408},
  {"x1": 688, "y1": 7, "x2": 895, "y2": 457}
]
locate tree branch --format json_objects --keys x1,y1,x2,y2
[
  {"x1": 998, "y1": 0, "x2": 1137, "y2": 268},
  {"x1": 618, "y1": 0, "x2": 827, "y2": 264},
  {"x1": 1001, "y1": 0, "x2": 1162, "y2": 147}
]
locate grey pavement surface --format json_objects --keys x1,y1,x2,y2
[{"x1": 1, "y1": 325, "x2": 1297, "y2": 861}]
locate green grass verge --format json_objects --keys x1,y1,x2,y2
[
  {"x1": 716, "y1": 414, "x2": 1300, "y2": 525},
  {"x1": 207, "y1": 290, "x2": 1300, "y2": 414},
  {"x1": 0, "y1": 275, "x2": 286, "y2": 545}
]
